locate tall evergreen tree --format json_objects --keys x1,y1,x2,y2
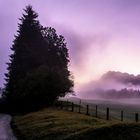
[{"x1": 4, "y1": 6, "x2": 73, "y2": 112}]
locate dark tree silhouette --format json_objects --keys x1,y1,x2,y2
[{"x1": 4, "y1": 5, "x2": 73, "y2": 113}]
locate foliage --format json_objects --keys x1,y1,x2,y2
[{"x1": 4, "y1": 5, "x2": 73, "y2": 113}]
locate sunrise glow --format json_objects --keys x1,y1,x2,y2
[{"x1": 1, "y1": 0, "x2": 140, "y2": 91}]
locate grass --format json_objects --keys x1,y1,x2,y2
[
  {"x1": 66, "y1": 98, "x2": 140, "y2": 121},
  {"x1": 12, "y1": 107, "x2": 140, "y2": 140}
]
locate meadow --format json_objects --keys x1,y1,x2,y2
[
  {"x1": 66, "y1": 98, "x2": 140, "y2": 122},
  {"x1": 12, "y1": 107, "x2": 140, "y2": 140}
]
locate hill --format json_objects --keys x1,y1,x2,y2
[{"x1": 11, "y1": 107, "x2": 140, "y2": 140}]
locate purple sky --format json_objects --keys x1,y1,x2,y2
[{"x1": 1, "y1": 0, "x2": 140, "y2": 92}]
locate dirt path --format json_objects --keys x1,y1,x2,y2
[{"x1": 0, "y1": 114, "x2": 17, "y2": 140}]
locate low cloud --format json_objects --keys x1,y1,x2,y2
[
  {"x1": 101, "y1": 71, "x2": 140, "y2": 86},
  {"x1": 77, "y1": 71, "x2": 140, "y2": 98}
]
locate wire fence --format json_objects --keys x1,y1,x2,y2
[{"x1": 56, "y1": 100, "x2": 140, "y2": 122}]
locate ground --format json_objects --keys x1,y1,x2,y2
[
  {"x1": 0, "y1": 114, "x2": 17, "y2": 140},
  {"x1": 12, "y1": 107, "x2": 140, "y2": 140}
]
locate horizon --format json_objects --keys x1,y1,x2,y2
[{"x1": 1, "y1": 0, "x2": 140, "y2": 93}]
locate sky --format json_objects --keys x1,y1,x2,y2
[{"x1": 1, "y1": 0, "x2": 140, "y2": 93}]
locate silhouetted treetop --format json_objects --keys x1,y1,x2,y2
[{"x1": 4, "y1": 5, "x2": 73, "y2": 113}]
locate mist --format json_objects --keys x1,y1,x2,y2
[{"x1": 75, "y1": 71, "x2": 140, "y2": 105}]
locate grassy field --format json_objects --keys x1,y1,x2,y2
[
  {"x1": 12, "y1": 107, "x2": 140, "y2": 140},
  {"x1": 66, "y1": 98, "x2": 140, "y2": 121}
]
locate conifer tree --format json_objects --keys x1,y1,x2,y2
[{"x1": 4, "y1": 6, "x2": 73, "y2": 112}]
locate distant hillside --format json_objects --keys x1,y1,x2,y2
[{"x1": 94, "y1": 88, "x2": 140, "y2": 99}]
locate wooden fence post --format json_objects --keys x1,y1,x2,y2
[
  {"x1": 106, "y1": 107, "x2": 109, "y2": 120},
  {"x1": 79, "y1": 100, "x2": 81, "y2": 113},
  {"x1": 86, "y1": 105, "x2": 89, "y2": 115},
  {"x1": 121, "y1": 111, "x2": 123, "y2": 121},
  {"x1": 60, "y1": 101, "x2": 63, "y2": 109},
  {"x1": 72, "y1": 102, "x2": 74, "y2": 112},
  {"x1": 95, "y1": 105, "x2": 98, "y2": 117},
  {"x1": 66, "y1": 100, "x2": 68, "y2": 110},
  {"x1": 135, "y1": 113, "x2": 139, "y2": 122}
]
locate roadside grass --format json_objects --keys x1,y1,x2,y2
[{"x1": 12, "y1": 107, "x2": 140, "y2": 140}]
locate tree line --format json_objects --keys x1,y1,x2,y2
[{"x1": 95, "y1": 88, "x2": 140, "y2": 99}]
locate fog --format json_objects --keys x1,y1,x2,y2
[{"x1": 75, "y1": 71, "x2": 140, "y2": 105}]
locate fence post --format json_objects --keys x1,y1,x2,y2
[
  {"x1": 95, "y1": 105, "x2": 98, "y2": 117},
  {"x1": 121, "y1": 111, "x2": 123, "y2": 121},
  {"x1": 106, "y1": 107, "x2": 109, "y2": 120},
  {"x1": 86, "y1": 105, "x2": 89, "y2": 115},
  {"x1": 79, "y1": 100, "x2": 81, "y2": 113},
  {"x1": 72, "y1": 102, "x2": 74, "y2": 112},
  {"x1": 60, "y1": 101, "x2": 63, "y2": 109},
  {"x1": 66, "y1": 100, "x2": 68, "y2": 110},
  {"x1": 135, "y1": 113, "x2": 139, "y2": 122}
]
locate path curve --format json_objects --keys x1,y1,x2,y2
[{"x1": 0, "y1": 114, "x2": 17, "y2": 140}]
